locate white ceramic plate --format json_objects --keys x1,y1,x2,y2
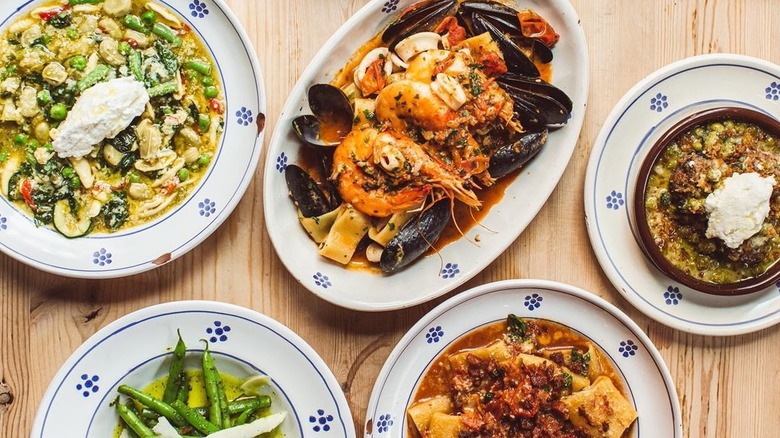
[
  {"x1": 31, "y1": 301, "x2": 355, "y2": 438},
  {"x1": 364, "y1": 279, "x2": 682, "y2": 437},
  {"x1": 0, "y1": 0, "x2": 265, "y2": 278},
  {"x1": 584, "y1": 54, "x2": 780, "y2": 336},
  {"x1": 264, "y1": 0, "x2": 589, "y2": 311}
]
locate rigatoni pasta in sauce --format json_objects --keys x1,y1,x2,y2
[
  {"x1": 408, "y1": 315, "x2": 637, "y2": 438},
  {"x1": 0, "y1": 0, "x2": 224, "y2": 237}
]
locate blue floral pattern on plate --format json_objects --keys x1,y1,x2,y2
[
  {"x1": 276, "y1": 152, "x2": 288, "y2": 173},
  {"x1": 206, "y1": 321, "x2": 231, "y2": 343},
  {"x1": 440, "y1": 263, "x2": 460, "y2": 279},
  {"x1": 664, "y1": 286, "x2": 683, "y2": 305},
  {"x1": 605, "y1": 190, "x2": 624, "y2": 210},
  {"x1": 381, "y1": 0, "x2": 399, "y2": 13},
  {"x1": 309, "y1": 409, "x2": 334, "y2": 432},
  {"x1": 189, "y1": 0, "x2": 209, "y2": 18},
  {"x1": 524, "y1": 293, "x2": 543, "y2": 310},
  {"x1": 236, "y1": 106, "x2": 254, "y2": 126},
  {"x1": 0, "y1": 214, "x2": 7, "y2": 231},
  {"x1": 618, "y1": 340, "x2": 639, "y2": 357},
  {"x1": 650, "y1": 92, "x2": 669, "y2": 112},
  {"x1": 375, "y1": 414, "x2": 394, "y2": 433},
  {"x1": 198, "y1": 199, "x2": 217, "y2": 217},
  {"x1": 314, "y1": 272, "x2": 332, "y2": 289},
  {"x1": 425, "y1": 326, "x2": 444, "y2": 343},
  {"x1": 75, "y1": 374, "x2": 100, "y2": 397},
  {"x1": 765, "y1": 82, "x2": 780, "y2": 101},
  {"x1": 92, "y1": 249, "x2": 112, "y2": 266}
]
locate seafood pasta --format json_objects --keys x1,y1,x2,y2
[{"x1": 286, "y1": 0, "x2": 572, "y2": 273}]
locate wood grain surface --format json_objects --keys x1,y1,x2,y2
[{"x1": 2, "y1": 0, "x2": 780, "y2": 437}]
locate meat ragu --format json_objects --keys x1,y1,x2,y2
[{"x1": 407, "y1": 315, "x2": 637, "y2": 438}]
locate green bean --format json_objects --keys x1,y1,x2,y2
[
  {"x1": 184, "y1": 60, "x2": 212, "y2": 76},
  {"x1": 69, "y1": 0, "x2": 105, "y2": 5},
  {"x1": 129, "y1": 50, "x2": 144, "y2": 82},
  {"x1": 117, "y1": 385, "x2": 187, "y2": 427},
  {"x1": 226, "y1": 396, "x2": 272, "y2": 415},
  {"x1": 76, "y1": 64, "x2": 110, "y2": 91},
  {"x1": 116, "y1": 399, "x2": 155, "y2": 438},
  {"x1": 154, "y1": 40, "x2": 179, "y2": 75},
  {"x1": 217, "y1": 375, "x2": 230, "y2": 428},
  {"x1": 147, "y1": 81, "x2": 179, "y2": 97},
  {"x1": 122, "y1": 15, "x2": 149, "y2": 34},
  {"x1": 152, "y1": 22, "x2": 182, "y2": 47},
  {"x1": 162, "y1": 330, "x2": 187, "y2": 404},
  {"x1": 201, "y1": 341, "x2": 224, "y2": 429},
  {"x1": 234, "y1": 407, "x2": 254, "y2": 427},
  {"x1": 171, "y1": 400, "x2": 220, "y2": 435},
  {"x1": 176, "y1": 373, "x2": 190, "y2": 404}
]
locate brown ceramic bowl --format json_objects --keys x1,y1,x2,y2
[{"x1": 633, "y1": 107, "x2": 780, "y2": 296}]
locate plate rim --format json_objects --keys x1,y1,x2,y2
[
  {"x1": 363, "y1": 278, "x2": 683, "y2": 437},
  {"x1": 30, "y1": 300, "x2": 356, "y2": 438},
  {"x1": 583, "y1": 53, "x2": 780, "y2": 335},
  {"x1": 0, "y1": 0, "x2": 266, "y2": 279},
  {"x1": 263, "y1": 0, "x2": 591, "y2": 312}
]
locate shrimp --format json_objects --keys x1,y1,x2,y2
[
  {"x1": 375, "y1": 79, "x2": 456, "y2": 133},
  {"x1": 332, "y1": 127, "x2": 480, "y2": 217}
]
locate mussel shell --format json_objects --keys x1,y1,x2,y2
[
  {"x1": 382, "y1": 0, "x2": 458, "y2": 48},
  {"x1": 499, "y1": 73, "x2": 572, "y2": 112},
  {"x1": 292, "y1": 114, "x2": 338, "y2": 147},
  {"x1": 309, "y1": 83, "x2": 353, "y2": 136},
  {"x1": 380, "y1": 200, "x2": 452, "y2": 273},
  {"x1": 285, "y1": 164, "x2": 334, "y2": 218},
  {"x1": 469, "y1": 13, "x2": 540, "y2": 77},
  {"x1": 460, "y1": 1, "x2": 520, "y2": 22},
  {"x1": 489, "y1": 129, "x2": 548, "y2": 179}
]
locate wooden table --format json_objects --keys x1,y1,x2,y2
[{"x1": 2, "y1": 0, "x2": 780, "y2": 437}]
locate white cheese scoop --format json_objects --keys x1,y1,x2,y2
[
  {"x1": 52, "y1": 76, "x2": 149, "y2": 159},
  {"x1": 704, "y1": 172, "x2": 776, "y2": 248}
]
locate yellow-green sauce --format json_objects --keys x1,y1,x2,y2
[{"x1": 112, "y1": 370, "x2": 283, "y2": 438}]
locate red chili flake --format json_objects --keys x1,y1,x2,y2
[
  {"x1": 209, "y1": 98, "x2": 224, "y2": 114},
  {"x1": 20, "y1": 178, "x2": 35, "y2": 209},
  {"x1": 123, "y1": 38, "x2": 139, "y2": 49},
  {"x1": 38, "y1": 6, "x2": 66, "y2": 22}
]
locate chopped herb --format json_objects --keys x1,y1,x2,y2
[{"x1": 506, "y1": 314, "x2": 527, "y2": 341}]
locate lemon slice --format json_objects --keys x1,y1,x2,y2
[{"x1": 239, "y1": 375, "x2": 271, "y2": 396}]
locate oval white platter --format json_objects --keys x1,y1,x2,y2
[
  {"x1": 0, "y1": 0, "x2": 265, "y2": 278},
  {"x1": 264, "y1": 0, "x2": 589, "y2": 311},
  {"x1": 364, "y1": 279, "x2": 682, "y2": 437},
  {"x1": 584, "y1": 53, "x2": 780, "y2": 335},
  {"x1": 31, "y1": 300, "x2": 356, "y2": 438}
]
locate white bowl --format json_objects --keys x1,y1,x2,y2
[
  {"x1": 0, "y1": 0, "x2": 265, "y2": 278},
  {"x1": 264, "y1": 0, "x2": 589, "y2": 311},
  {"x1": 365, "y1": 279, "x2": 682, "y2": 437},
  {"x1": 31, "y1": 301, "x2": 356, "y2": 438}
]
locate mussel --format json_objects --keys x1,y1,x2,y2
[
  {"x1": 292, "y1": 84, "x2": 353, "y2": 147},
  {"x1": 489, "y1": 129, "x2": 548, "y2": 178},
  {"x1": 380, "y1": 199, "x2": 452, "y2": 273},
  {"x1": 382, "y1": 0, "x2": 458, "y2": 48},
  {"x1": 285, "y1": 164, "x2": 337, "y2": 218}
]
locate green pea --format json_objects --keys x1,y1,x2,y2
[
  {"x1": 127, "y1": 172, "x2": 140, "y2": 183},
  {"x1": 62, "y1": 167, "x2": 75, "y2": 178},
  {"x1": 50, "y1": 103, "x2": 68, "y2": 121},
  {"x1": 141, "y1": 10, "x2": 156, "y2": 25},
  {"x1": 177, "y1": 168, "x2": 190, "y2": 181},
  {"x1": 69, "y1": 55, "x2": 87, "y2": 71},
  {"x1": 12, "y1": 133, "x2": 28, "y2": 145},
  {"x1": 197, "y1": 154, "x2": 210, "y2": 166},
  {"x1": 26, "y1": 139, "x2": 40, "y2": 151},
  {"x1": 66, "y1": 28, "x2": 78, "y2": 40},
  {"x1": 70, "y1": 176, "x2": 81, "y2": 188},
  {"x1": 37, "y1": 89, "x2": 52, "y2": 105},
  {"x1": 203, "y1": 86, "x2": 218, "y2": 99},
  {"x1": 118, "y1": 41, "x2": 132, "y2": 56},
  {"x1": 201, "y1": 76, "x2": 214, "y2": 86}
]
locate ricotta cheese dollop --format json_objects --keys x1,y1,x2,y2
[
  {"x1": 52, "y1": 76, "x2": 149, "y2": 158},
  {"x1": 704, "y1": 172, "x2": 776, "y2": 249}
]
